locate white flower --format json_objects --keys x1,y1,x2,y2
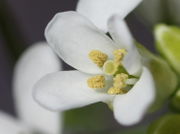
[
  {"x1": 12, "y1": 42, "x2": 63, "y2": 134},
  {"x1": 33, "y1": 8, "x2": 155, "y2": 126},
  {"x1": 0, "y1": 111, "x2": 31, "y2": 134},
  {"x1": 77, "y1": 0, "x2": 143, "y2": 32}
]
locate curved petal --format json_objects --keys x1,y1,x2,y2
[
  {"x1": 77, "y1": 0, "x2": 142, "y2": 31},
  {"x1": 108, "y1": 16, "x2": 142, "y2": 76},
  {"x1": 0, "y1": 111, "x2": 32, "y2": 134},
  {"x1": 13, "y1": 42, "x2": 62, "y2": 134},
  {"x1": 108, "y1": 16, "x2": 134, "y2": 49},
  {"x1": 45, "y1": 11, "x2": 116, "y2": 74},
  {"x1": 113, "y1": 67, "x2": 155, "y2": 126},
  {"x1": 33, "y1": 71, "x2": 113, "y2": 111}
]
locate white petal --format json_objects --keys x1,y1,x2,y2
[
  {"x1": 13, "y1": 42, "x2": 62, "y2": 134},
  {"x1": 77, "y1": 0, "x2": 142, "y2": 31},
  {"x1": 45, "y1": 11, "x2": 116, "y2": 74},
  {"x1": 108, "y1": 16, "x2": 134, "y2": 49},
  {"x1": 108, "y1": 16, "x2": 142, "y2": 76},
  {"x1": 113, "y1": 67, "x2": 155, "y2": 125},
  {"x1": 33, "y1": 71, "x2": 113, "y2": 111},
  {"x1": 0, "y1": 111, "x2": 32, "y2": 134}
]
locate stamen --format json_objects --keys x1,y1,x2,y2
[
  {"x1": 89, "y1": 50, "x2": 108, "y2": 67},
  {"x1": 108, "y1": 87, "x2": 127, "y2": 95},
  {"x1": 87, "y1": 75, "x2": 105, "y2": 89},
  {"x1": 113, "y1": 73, "x2": 128, "y2": 88},
  {"x1": 107, "y1": 73, "x2": 128, "y2": 95},
  {"x1": 113, "y1": 49, "x2": 127, "y2": 65}
]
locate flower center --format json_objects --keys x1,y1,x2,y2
[
  {"x1": 103, "y1": 60, "x2": 118, "y2": 75},
  {"x1": 87, "y1": 49, "x2": 137, "y2": 95},
  {"x1": 108, "y1": 73, "x2": 128, "y2": 94}
]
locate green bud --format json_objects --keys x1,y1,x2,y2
[
  {"x1": 171, "y1": 89, "x2": 180, "y2": 112},
  {"x1": 137, "y1": 43, "x2": 178, "y2": 112},
  {"x1": 64, "y1": 103, "x2": 115, "y2": 133},
  {"x1": 155, "y1": 24, "x2": 180, "y2": 75},
  {"x1": 148, "y1": 114, "x2": 180, "y2": 134}
]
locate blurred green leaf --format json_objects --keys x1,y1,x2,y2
[
  {"x1": 137, "y1": 43, "x2": 178, "y2": 112},
  {"x1": 170, "y1": 89, "x2": 180, "y2": 112},
  {"x1": 148, "y1": 114, "x2": 180, "y2": 134},
  {"x1": 64, "y1": 103, "x2": 116, "y2": 134},
  {"x1": 155, "y1": 24, "x2": 180, "y2": 75},
  {"x1": 114, "y1": 126, "x2": 147, "y2": 134}
]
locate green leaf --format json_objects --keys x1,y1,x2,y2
[
  {"x1": 171, "y1": 89, "x2": 180, "y2": 112},
  {"x1": 114, "y1": 126, "x2": 147, "y2": 134},
  {"x1": 137, "y1": 43, "x2": 178, "y2": 112},
  {"x1": 63, "y1": 103, "x2": 116, "y2": 134},
  {"x1": 155, "y1": 24, "x2": 180, "y2": 75},
  {"x1": 148, "y1": 114, "x2": 180, "y2": 134}
]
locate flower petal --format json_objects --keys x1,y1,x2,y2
[
  {"x1": 113, "y1": 67, "x2": 155, "y2": 125},
  {"x1": 45, "y1": 11, "x2": 116, "y2": 74},
  {"x1": 0, "y1": 111, "x2": 32, "y2": 134},
  {"x1": 108, "y1": 16, "x2": 142, "y2": 76},
  {"x1": 34, "y1": 71, "x2": 113, "y2": 111},
  {"x1": 13, "y1": 42, "x2": 62, "y2": 134},
  {"x1": 77, "y1": 0, "x2": 142, "y2": 31},
  {"x1": 108, "y1": 16, "x2": 133, "y2": 49}
]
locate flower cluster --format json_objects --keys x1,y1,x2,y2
[
  {"x1": 3, "y1": 0, "x2": 180, "y2": 134},
  {"x1": 33, "y1": 0, "x2": 155, "y2": 126}
]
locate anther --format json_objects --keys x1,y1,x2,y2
[
  {"x1": 87, "y1": 75, "x2": 105, "y2": 89},
  {"x1": 107, "y1": 73, "x2": 128, "y2": 95},
  {"x1": 89, "y1": 50, "x2": 108, "y2": 67},
  {"x1": 108, "y1": 87, "x2": 126, "y2": 95},
  {"x1": 113, "y1": 49, "x2": 127, "y2": 65}
]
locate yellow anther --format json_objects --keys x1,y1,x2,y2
[
  {"x1": 113, "y1": 49, "x2": 127, "y2": 65},
  {"x1": 89, "y1": 50, "x2": 108, "y2": 67},
  {"x1": 108, "y1": 87, "x2": 126, "y2": 95},
  {"x1": 107, "y1": 73, "x2": 128, "y2": 95},
  {"x1": 114, "y1": 73, "x2": 128, "y2": 87},
  {"x1": 87, "y1": 75, "x2": 105, "y2": 89}
]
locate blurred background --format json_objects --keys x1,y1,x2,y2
[
  {"x1": 0, "y1": 0, "x2": 160, "y2": 133},
  {"x1": 0, "y1": 0, "x2": 79, "y2": 115}
]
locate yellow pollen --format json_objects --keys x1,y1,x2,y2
[
  {"x1": 87, "y1": 75, "x2": 105, "y2": 89},
  {"x1": 113, "y1": 49, "x2": 127, "y2": 65},
  {"x1": 108, "y1": 87, "x2": 127, "y2": 95},
  {"x1": 108, "y1": 73, "x2": 128, "y2": 95},
  {"x1": 89, "y1": 50, "x2": 108, "y2": 67}
]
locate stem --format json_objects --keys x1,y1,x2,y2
[{"x1": 0, "y1": 0, "x2": 27, "y2": 63}]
